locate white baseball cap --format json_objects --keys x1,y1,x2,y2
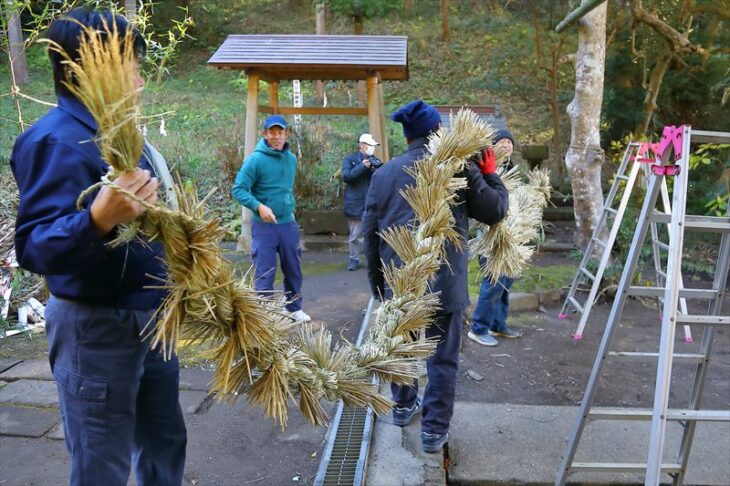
[{"x1": 359, "y1": 133, "x2": 380, "y2": 146}]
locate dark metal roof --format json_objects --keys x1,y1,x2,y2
[
  {"x1": 435, "y1": 105, "x2": 507, "y2": 131},
  {"x1": 207, "y1": 35, "x2": 408, "y2": 81}
]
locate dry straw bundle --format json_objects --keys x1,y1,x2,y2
[
  {"x1": 50, "y1": 19, "x2": 494, "y2": 427},
  {"x1": 470, "y1": 164, "x2": 551, "y2": 282}
]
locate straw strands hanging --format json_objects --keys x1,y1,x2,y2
[
  {"x1": 469, "y1": 164, "x2": 551, "y2": 283},
  {"x1": 49, "y1": 21, "x2": 494, "y2": 427}
]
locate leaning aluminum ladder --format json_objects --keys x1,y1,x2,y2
[
  {"x1": 556, "y1": 126, "x2": 730, "y2": 486},
  {"x1": 559, "y1": 142, "x2": 643, "y2": 339},
  {"x1": 559, "y1": 142, "x2": 693, "y2": 342}
]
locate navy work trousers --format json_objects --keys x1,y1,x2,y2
[
  {"x1": 251, "y1": 220, "x2": 303, "y2": 312},
  {"x1": 45, "y1": 296, "x2": 187, "y2": 486},
  {"x1": 391, "y1": 311, "x2": 461, "y2": 435}
]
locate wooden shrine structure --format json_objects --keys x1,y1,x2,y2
[{"x1": 208, "y1": 34, "x2": 409, "y2": 250}]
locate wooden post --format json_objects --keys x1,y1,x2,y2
[
  {"x1": 376, "y1": 76, "x2": 389, "y2": 162},
  {"x1": 366, "y1": 75, "x2": 383, "y2": 160},
  {"x1": 5, "y1": 0, "x2": 28, "y2": 85},
  {"x1": 238, "y1": 71, "x2": 260, "y2": 253},
  {"x1": 269, "y1": 81, "x2": 279, "y2": 113}
]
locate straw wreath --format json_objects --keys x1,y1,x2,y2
[
  {"x1": 47, "y1": 20, "x2": 495, "y2": 427},
  {"x1": 469, "y1": 164, "x2": 551, "y2": 283}
]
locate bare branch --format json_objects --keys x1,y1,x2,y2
[{"x1": 630, "y1": 0, "x2": 707, "y2": 56}]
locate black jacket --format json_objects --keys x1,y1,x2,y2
[
  {"x1": 341, "y1": 151, "x2": 381, "y2": 219},
  {"x1": 362, "y1": 137, "x2": 509, "y2": 313}
]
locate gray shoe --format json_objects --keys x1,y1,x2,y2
[
  {"x1": 392, "y1": 398, "x2": 422, "y2": 427},
  {"x1": 489, "y1": 326, "x2": 523, "y2": 338},
  {"x1": 468, "y1": 331, "x2": 498, "y2": 347},
  {"x1": 421, "y1": 431, "x2": 449, "y2": 453}
]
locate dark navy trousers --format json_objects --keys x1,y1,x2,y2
[
  {"x1": 391, "y1": 311, "x2": 461, "y2": 435},
  {"x1": 251, "y1": 220, "x2": 303, "y2": 312},
  {"x1": 45, "y1": 296, "x2": 187, "y2": 486}
]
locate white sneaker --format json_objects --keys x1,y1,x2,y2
[{"x1": 291, "y1": 310, "x2": 311, "y2": 322}]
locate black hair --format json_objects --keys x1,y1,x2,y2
[{"x1": 46, "y1": 7, "x2": 147, "y2": 96}]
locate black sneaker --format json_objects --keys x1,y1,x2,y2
[
  {"x1": 392, "y1": 398, "x2": 422, "y2": 427},
  {"x1": 421, "y1": 431, "x2": 449, "y2": 453}
]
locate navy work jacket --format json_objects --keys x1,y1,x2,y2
[
  {"x1": 341, "y1": 151, "x2": 381, "y2": 219},
  {"x1": 362, "y1": 137, "x2": 509, "y2": 313},
  {"x1": 10, "y1": 94, "x2": 166, "y2": 310}
]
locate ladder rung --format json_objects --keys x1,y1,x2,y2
[
  {"x1": 656, "y1": 269, "x2": 667, "y2": 278},
  {"x1": 605, "y1": 207, "x2": 617, "y2": 215},
  {"x1": 571, "y1": 462, "x2": 681, "y2": 473},
  {"x1": 589, "y1": 408, "x2": 730, "y2": 422},
  {"x1": 651, "y1": 213, "x2": 730, "y2": 233},
  {"x1": 652, "y1": 239, "x2": 670, "y2": 251},
  {"x1": 627, "y1": 287, "x2": 718, "y2": 299},
  {"x1": 675, "y1": 315, "x2": 730, "y2": 326},
  {"x1": 617, "y1": 175, "x2": 630, "y2": 181},
  {"x1": 580, "y1": 267, "x2": 596, "y2": 281},
  {"x1": 608, "y1": 351, "x2": 705, "y2": 363},
  {"x1": 591, "y1": 237, "x2": 606, "y2": 248},
  {"x1": 568, "y1": 296, "x2": 584, "y2": 313}
]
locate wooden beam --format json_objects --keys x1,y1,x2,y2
[
  {"x1": 239, "y1": 72, "x2": 260, "y2": 253},
  {"x1": 277, "y1": 106, "x2": 368, "y2": 116},
  {"x1": 210, "y1": 63, "x2": 408, "y2": 81},
  {"x1": 269, "y1": 81, "x2": 279, "y2": 114},
  {"x1": 376, "y1": 79, "x2": 389, "y2": 162},
  {"x1": 258, "y1": 105, "x2": 275, "y2": 114},
  {"x1": 366, "y1": 75, "x2": 383, "y2": 160}
]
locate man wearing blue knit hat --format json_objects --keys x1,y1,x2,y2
[{"x1": 362, "y1": 99, "x2": 509, "y2": 453}]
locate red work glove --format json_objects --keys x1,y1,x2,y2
[{"x1": 478, "y1": 148, "x2": 496, "y2": 175}]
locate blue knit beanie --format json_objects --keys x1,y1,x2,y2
[
  {"x1": 390, "y1": 100, "x2": 442, "y2": 140},
  {"x1": 492, "y1": 128, "x2": 514, "y2": 145}
]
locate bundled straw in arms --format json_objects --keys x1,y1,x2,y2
[{"x1": 52, "y1": 22, "x2": 496, "y2": 427}]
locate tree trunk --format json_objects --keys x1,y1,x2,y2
[
  {"x1": 638, "y1": 51, "x2": 672, "y2": 136},
  {"x1": 125, "y1": 0, "x2": 137, "y2": 22},
  {"x1": 565, "y1": 0, "x2": 607, "y2": 250},
  {"x1": 354, "y1": 15, "x2": 366, "y2": 105},
  {"x1": 404, "y1": 0, "x2": 413, "y2": 12},
  {"x1": 5, "y1": 0, "x2": 28, "y2": 85},
  {"x1": 549, "y1": 42, "x2": 563, "y2": 183},
  {"x1": 440, "y1": 0, "x2": 450, "y2": 42},
  {"x1": 314, "y1": 2, "x2": 325, "y2": 103}
]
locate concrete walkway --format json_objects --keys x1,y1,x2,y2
[{"x1": 366, "y1": 402, "x2": 730, "y2": 485}]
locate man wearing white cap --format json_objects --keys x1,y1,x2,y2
[{"x1": 341, "y1": 133, "x2": 382, "y2": 271}]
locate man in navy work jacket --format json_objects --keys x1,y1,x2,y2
[
  {"x1": 362, "y1": 100, "x2": 509, "y2": 454},
  {"x1": 10, "y1": 8, "x2": 186, "y2": 485},
  {"x1": 341, "y1": 133, "x2": 382, "y2": 271},
  {"x1": 232, "y1": 115, "x2": 311, "y2": 322}
]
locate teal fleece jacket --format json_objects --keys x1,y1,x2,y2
[{"x1": 232, "y1": 138, "x2": 297, "y2": 224}]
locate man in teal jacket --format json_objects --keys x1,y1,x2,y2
[{"x1": 232, "y1": 115, "x2": 310, "y2": 322}]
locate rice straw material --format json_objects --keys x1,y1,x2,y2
[
  {"x1": 51, "y1": 21, "x2": 495, "y2": 427},
  {"x1": 470, "y1": 166, "x2": 552, "y2": 282}
]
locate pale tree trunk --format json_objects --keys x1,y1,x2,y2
[
  {"x1": 5, "y1": 0, "x2": 28, "y2": 85},
  {"x1": 565, "y1": 0, "x2": 607, "y2": 250},
  {"x1": 124, "y1": 0, "x2": 137, "y2": 22},
  {"x1": 440, "y1": 0, "x2": 450, "y2": 42},
  {"x1": 354, "y1": 16, "x2": 366, "y2": 105},
  {"x1": 315, "y1": 2, "x2": 325, "y2": 103}
]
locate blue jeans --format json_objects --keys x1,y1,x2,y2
[
  {"x1": 251, "y1": 221, "x2": 304, "y2": 312},
  {"x1": 471, "y1": 275, "x2": 514, "y2": 335},
  {"x1": 45, "y1": 296, "x2": 187, "y2": 486},
  {"x1": 391, "y1": 311, "x2": 461, "y2": 435}
]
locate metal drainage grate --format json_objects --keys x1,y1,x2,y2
[{"x1": 315, "y1": 298, "x2": 377, "y2": 486}]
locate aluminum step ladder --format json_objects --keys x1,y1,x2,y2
[
  {"x1": 560, "y1": 142, "x2": 693, "y2": 342},
  {"x1": 559, "y1": 142, "x2": 643, "y2": 339},
  {"x1": 556, "y1": 126, "x2": 730, "y2": 486}
]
